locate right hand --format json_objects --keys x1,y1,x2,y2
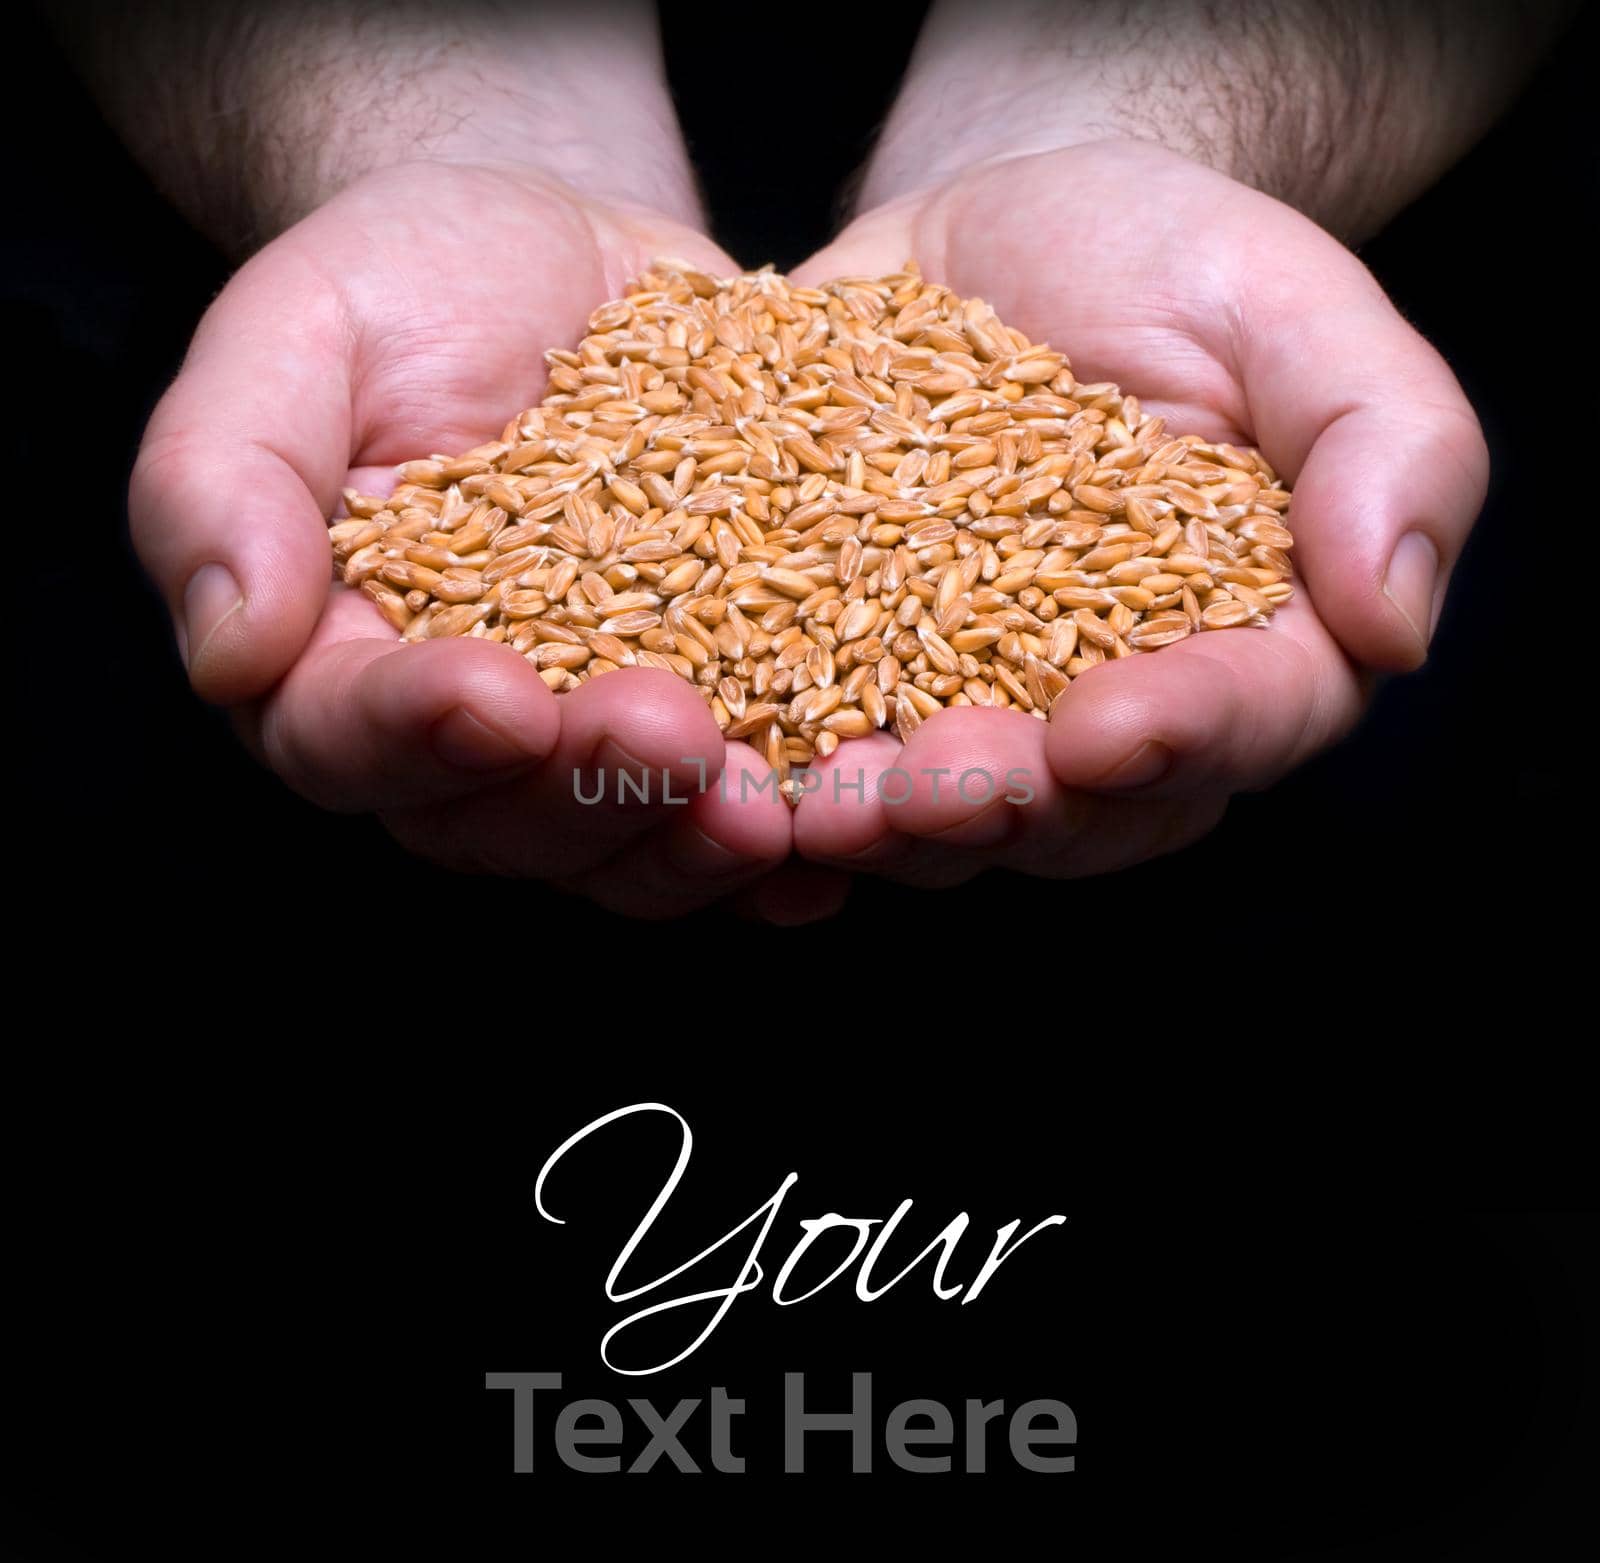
[{"x1": 130, "y1": 162, "x2": 792, "y2": 915}]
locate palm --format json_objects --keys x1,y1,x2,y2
[
  {"x1": 318, "y1": 167, "x2": 644, "y2": 469},
  {"x1": 279, "y1": 167, "x2": 655, "y2": 642},
  {"x1": 940, "y1": 158, "x2": 1259, "y2": 443}
]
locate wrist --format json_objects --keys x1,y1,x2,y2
[
  {"x1": 861, "y1": 73, "x2": 1374, "y2": 239},
  {"x1": 239, "y1": 46, "x2": 701, "y2": 247},
  {"x1": 857, "y1": 44, "x2": 1288, "y2": 224},
  {"x1": 60, "y1": 1, "x2": 702, "y2": 255},
  {"x1": 858, "y1": 0, "x2": 1574, "y2": 241}
]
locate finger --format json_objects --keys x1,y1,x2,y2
[
  {"x1": 1024, "y1": 791, "x2": 1229, "y2": 878},
  {"x1": 567, "y1": 741, "x2": 790, "y2": 917},
  {"x1": 791, "y1": 731, "x2": 989, "y2": 889},
  {"x1": 585, "y1": 208, "x2": 741, "y2": 301},
  {"x1": 381, "y1": 668, "x2": 727, "y2": 880},
  {"x1": 792, "y1": 733, "x2": 911, "y2": 868},
  {"x1": 1239, "y1": 248, "x2": 1489, "y2": 671},
  {"x1": 259, "y1": 630, "x2": 561, "y2": 811},
  {"x1": 896, "y1": 704, "x2": 1230, "y2": 877},
  {"x1": 1045, "y1": 599, "x2": 1363, "y2": 799},
  {"x1": 790, "y1": 198, "x2": 937, "y2": 290},
  {"x1": 129, "y1": 248, "x2": 354, "y2": 704},
  {"x1": 888, "y1": 706, "x2": 1045, "y2": 849},
  {"x1": 741, "y1": 865, "x2": 854, "y2": 926}
]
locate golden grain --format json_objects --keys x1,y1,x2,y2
[{"x1": 329, "y1": 262, "x2": 1295, "y2": 795}]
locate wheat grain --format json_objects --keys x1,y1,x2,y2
[{"x1": 329, "y1": 261, "x2": 1296, "y2": 793}]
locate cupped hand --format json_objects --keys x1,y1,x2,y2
[
  {"x1": 130, "y1": 162, "x2": 792, "y2": 914},
  {"x1": 790, "y1": 140, "x2": 1488, "y2": 886}
]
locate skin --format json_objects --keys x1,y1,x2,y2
[
  {"x1": 788, "y1": 140, "x2": 1487, "y2": 885},
  {"x1": 99, "y1": 0, "x2": 1572, "y2": 915},
  {"x1": 778, "y1": 0, "x2": 1576, "y2": 888},
  {"x1": 128, "y1": 162, "x2": 822, "y2": 917},
  {"x1": 97, "y1": 2, "x2": 846, "y2": 917}
]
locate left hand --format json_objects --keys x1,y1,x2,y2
[{"x1": 787, "y1": 140, "x2": 1488, "y2": 885}]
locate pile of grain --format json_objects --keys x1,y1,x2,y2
[{"x1": 330, "y1": 262, "x2": 1294, "y2": 793}]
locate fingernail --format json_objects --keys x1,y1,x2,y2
[
  {"x1": 181, "y1": 563, "x2": 243, "y2": 671},
  {"x1": 664, "y1": 824, "x2": 747, "y2": 879},
  {"x1": 588, "y1": 736, "x2": 655, "y2": 800},
  {"x1": 1383, "y1": 531, "x2": 1439, "y2": 657},
  {"x1": 1097, "y1": 739, "x2": 1173, "y2": 790},
  {"x1": 429, "y1": 708, "x2": 529, "y2": 771},
  {"x1": 922, "y1": 794, "x2": 1018, "y2": 848}
]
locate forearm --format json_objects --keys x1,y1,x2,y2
[
  {"x1": 862, "y1": 0, "x2": 1575, "y2": 239},
  {"x1": 49, "y1": 0, "x2": 700, "y2": 254}
]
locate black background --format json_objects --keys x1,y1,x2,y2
[
  {"x1": 5, "y1": 1073, "x2": 1597, "y2": 1558},
  {"x1": 5, "y1": 1, "x2": 1596, "y2": 1557}
]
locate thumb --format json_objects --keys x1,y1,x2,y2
[{"x1": 130, "y1": 246, "x2": 352, "y2": 704}]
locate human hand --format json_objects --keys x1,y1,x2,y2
[
  {"x1": 789, "y1": 140, "x2": 1487, "y2": 885},
  {"x1": 130, "y1": 162, "x2": 793, "y2": 914}
]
